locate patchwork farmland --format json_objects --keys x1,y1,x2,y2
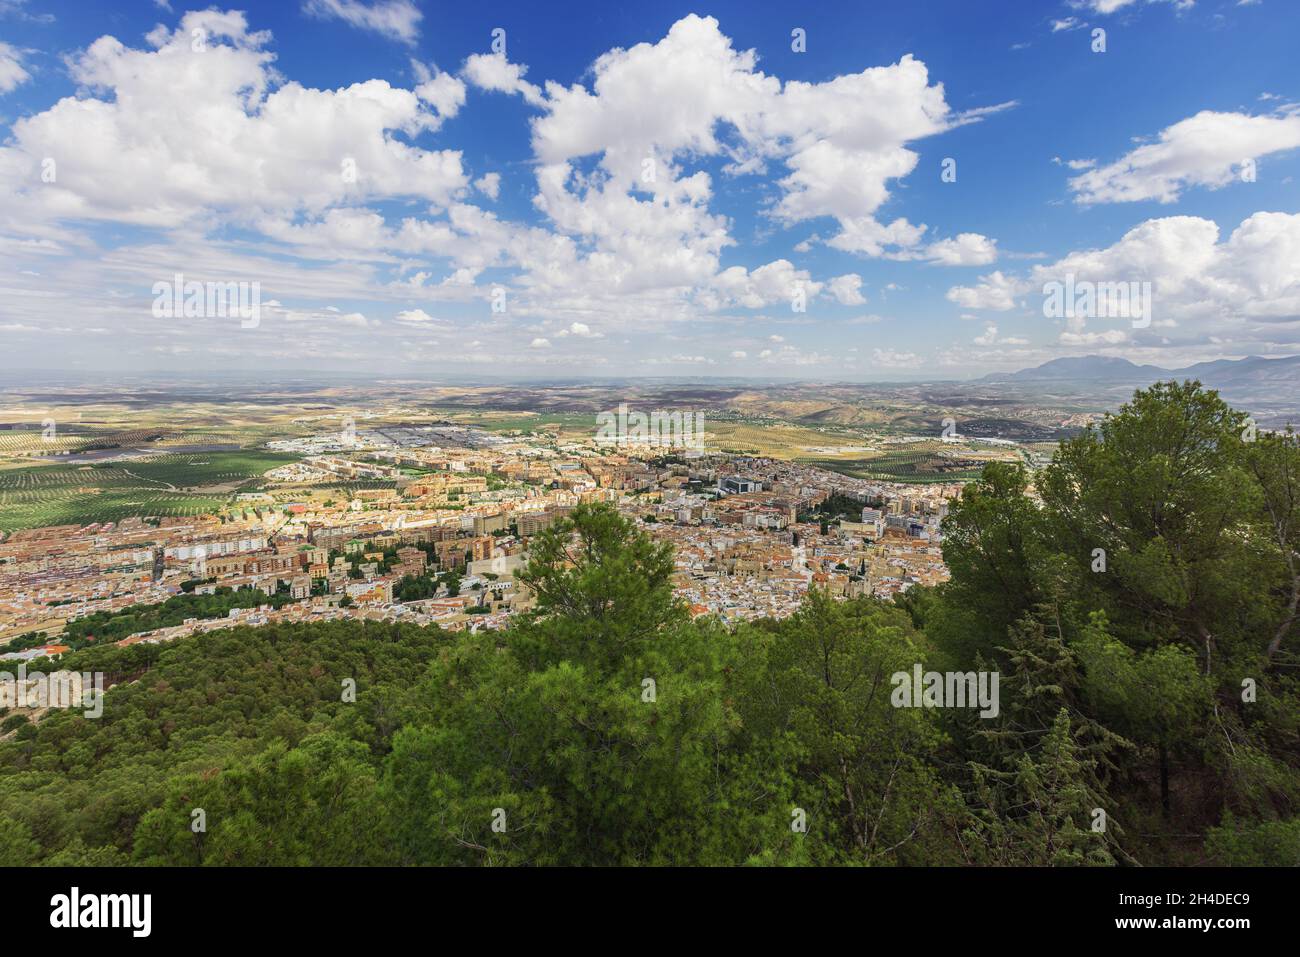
[{"x1": 0, "y1": 451, "x2": 298, "y2": 530}]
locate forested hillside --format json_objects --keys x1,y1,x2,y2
[{"x1": 1, "y1": 381, "x2": 1297, "y2": 866}]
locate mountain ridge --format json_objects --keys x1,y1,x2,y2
[
  {"x1": 980, "y1": 354, "x2": 1300, "y2": 424},
  {"x1": 984, "y1": 354, "x2": 1300, "y2": 381}
]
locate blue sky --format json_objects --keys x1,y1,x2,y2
[{"x1": 1, "y1": 0, "x2": 1298, "y2": 379}]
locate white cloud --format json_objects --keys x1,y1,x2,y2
[
  {"x1": 871, "y1": 348, "x2": 923, "y2": 368},
  {"x1": 1060, "y1": 329, "x2": 1130, "y2": 345},
  {"x1": 530, "y1": 15, "x2": 996, "y2": 262},
  {"x1": 556, "y1": 320, "x2": 601, "y2": 338},
  {"x1": 0, "y1": 41, "x2": 29, "y2": 94},
  {"x1": 413, "y1": 66, "x2": 467, "y2": 119},
  {"x1": 705, "y1": 260, "x2": 822, "y2": 310},
  {"x1": 973, "y1": 321, "x2": 1029, "y2": 346},
  {"x1": 753, "y1": 343, "x2": 835, "y2": 366},
  {"x1": 1053, "y1": 156, "x2": 1096, "y2": 170},
  {"x1": 923, "y1": 232, "x2": 998, "y2": 266},
  {"x1": 271, "y1": 301, "x2": 376, "y2": 327},
  {"x1": 823, "y1": 216, "x2": 928, "y2": 258},
  {"x1": 1069, "y1": 110, "x2": 1300, "y2": 204},
  {"x1": 827, "y1": 273, "x2": 866, "y2": 305},
  {"x1": 474, "y1": 172, "x2": 501, "y2": 200},
  {"x1": 0, "y1": 11, "x2": 466, "y2": 229},
  {"x1": 463, "y1": 53, "x2": 545, "y2": 106},
  {"x1": 946, "y1": 270, "x2": 1021, "y2": 311},
  {"x1": 0, "y1": 0, "x2": 53, "y2": 24},
  {"x1": 394, "y1": 308, "x2": 449, "y2": 326},
  {"x1": 1074, "y1": 0, "x2": 1194, "y2": 12},
  {"x1": 949, "y1": 211, "x2": 1300, "y2": 351},
  {"x1": 302, "y1": 0, "x2": 421, "y2": 45}
]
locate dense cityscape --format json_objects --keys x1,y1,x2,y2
[{"x1": 1, "y1": 421, "x2": 960, "y2": 657}]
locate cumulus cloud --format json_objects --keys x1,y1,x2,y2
[
  {"x1": 463, "y1": 52, "x2": 545, "y2": 106},
  {"x1": 948, "y1": 211, "x2": 1300, "y2": 351},
  {"x1": 1069, "y1": 110, "x2": 1300, "y2": 204},
  {"x1": 556, "y1": 321, "x2": 601, "y2": 338},
  {"x1": 946, "y1": 270, "x2": 1021, "y2": 311},
  {"x1": 529, "y1": 15, "x2": 1001, "y2": 264},
  {"x1": 412, "y1": 65, "x2": 467, "y2": 119},
  {"x1": 705, "y1": 260, "x2": 822, "y2": 310},
  {"x1": 0, "y1": 10, "x2": 466, "y2": 228},
  {"x1": 922, "y1": 232, "x2": 998, "y2": 266},
  {"x1": 827, "y1": 273, "x2": 866, "y2": 305}
]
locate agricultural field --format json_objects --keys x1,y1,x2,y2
[
  {"x1": 0, "y1": 429, "x2": 86, "y2": 459},
  {"x1": 0, "y1": 450, "x2": 299, "y2": 531},
  {"x1": 0, "y1": 426, "x2": 179, "y2": 461},
  {"x1": 455, "y1": 412, "x2": 871, "y2": 459},
  {"x1": 797, "y1": 443, "x2": 1007, "y2": 483},
  {"x1": 737, "y1": 419, "x2": 865, "y2": 458},
  {"x1": 119, "y1": 451, "x2": 301, "y2": 488},
  {"x1": 686, "y1": 420, "x2": 863, "y2": 458},
  {"x1": 0, "y1": 424, "x2": 293, "y2": 467},
  {"x1": 151, "y1": 430, "x2": 252, "y2": 448},
  {"x1": 442, "y1": 409, "x2": 599, "y2": 437}
]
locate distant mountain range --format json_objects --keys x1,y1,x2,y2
[
  {"x1": 984, "y1": 354, "x2": 1300, "y2": 384},
  {"x1": 982, "y1": 354, "x2": 1300, "y2": 422}
]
